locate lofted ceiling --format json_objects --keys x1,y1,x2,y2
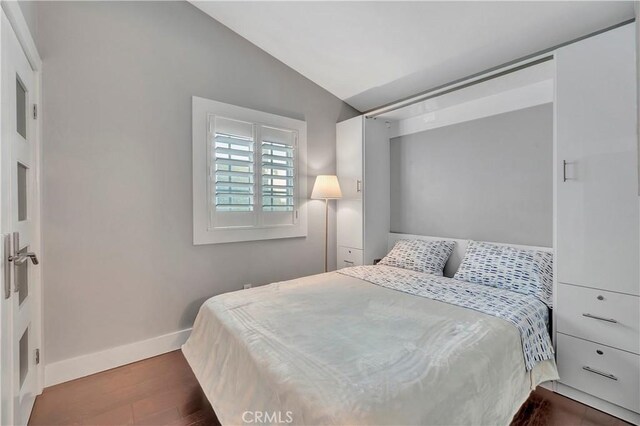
[{"x1": 191, "y1": 1, "x2": 636, "y2": 112}]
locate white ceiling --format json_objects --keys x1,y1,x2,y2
[{"x1": 192, "y1": 1, "x2": 635, "y2": 112}]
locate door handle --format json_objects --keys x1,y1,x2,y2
[
  {"x1": 9, "y1": 252, "x2": 39, "y2": 266},
  {"x1": 2, "y1": 233, "x2": 39, "y2": 299},
  {"x1": 563, "y1": 160, "x2": 568, "y2": 182},
  {"x1": 356, "y1": 180, "x2": 362, "y2": 193},
  {"x1": 8, "y1": 232, "x2": 39, "y2": 266}
]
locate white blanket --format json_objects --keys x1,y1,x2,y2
[
  {"x1": 338, "y1": 265, "x2": 555, "y2": 371},
  {"x1": 182, "y1": 272, "x2": 558, "y2": 425}
]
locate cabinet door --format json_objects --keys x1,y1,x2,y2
[
  {"x1": 556, "y1": 23, "x2": 639, "y2": 295},
  {"x1": 337, "y1": 116, "x2": 363, "y2": 200},
  {"x1": 337, "y1": 116, "x2": 363, "y2": 249}
]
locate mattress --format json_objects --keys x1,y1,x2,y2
[{"x1": 182, "y1": 271, "x2": 558, "y2": 425}]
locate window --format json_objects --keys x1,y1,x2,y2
[{"x1": 193, "y1": 97, "x2": 307, "y2": 244}]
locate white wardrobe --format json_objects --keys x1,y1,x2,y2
[
  {"x1": 555, "y1": 23, "x2": 639, "y2": 423},
  {"x1": 335, "y1": 116, "x2": 390, "y2": 268}
]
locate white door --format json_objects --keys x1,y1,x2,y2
[
  {"x1": 0, "y1": 9, "x2": 42, "y2": 426},
  {"x1": 556, "y1": 23, "x2": 639, "y2": 296}
]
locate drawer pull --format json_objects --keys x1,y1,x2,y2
[
  {"x1": 582, "y1": 313, "x2": 618, "y2": 323},
  {"x1": 344, "y1": 260, "x2": 354, "y2": 265},
  {"x1": 582, "y1": 366, "x2": 618, "y2": 381}
]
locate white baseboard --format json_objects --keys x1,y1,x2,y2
[
  {"x1": 44, "y1": 328, "x2": 192, "y2": 387},
  {"x1": 556, "y1": 383, "x2": 640, "y2": 425}
]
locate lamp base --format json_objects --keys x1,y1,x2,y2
[{"x1": 324, "y1": 198, "x2": 328, "y2": 273}]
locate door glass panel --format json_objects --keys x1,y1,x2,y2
[
  {"x1": 19, "y1": 327, "x2": 28, "y2": 387},
  {"x1": 17, "y1": 246, "x2": 28, "y2": 305},
  {"x1": 16, "y1": 77, "x2": 27, "y2": 139},
  {"x1": 18, "y1": 163, "x2": 27, "y2": 221}
]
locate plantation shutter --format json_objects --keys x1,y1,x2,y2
[
  {"x1": 211, "y1": 116, "x2": 256, "y2": 228},
  {"x1": 194, "y1": 97, "x2": 307, "y2": 244},
  {"x1": 260, "y1": 126, "x2": 297, "y2": 226}
]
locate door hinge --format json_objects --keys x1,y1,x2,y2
[
  {"x1": 35, "y1": 349, "x2": 40, "y2": 365},
  {"x1": 33, "y1": 104, "x2": 37, "y2": 120}
]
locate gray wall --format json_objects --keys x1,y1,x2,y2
[
  {"x1": 390, "y1": 104, "x2": 553, "y2": 247},
  {"x1": 35, "y1": 1, "x2": 358, "y2": 364}
]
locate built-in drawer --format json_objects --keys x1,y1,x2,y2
[
  {"x1": 337, "y1": 246, "x2": 363, "y2": 269},
  {"x1": 557, "y1": 333, "x2": 640, "y2": 413},
  {"x1": 557, "y1": 283, "x2": 640, "y2": 354}
]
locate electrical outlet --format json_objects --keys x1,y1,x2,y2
[{"x1": 243, "y1": 284, "x2": 252, "y2": 290}]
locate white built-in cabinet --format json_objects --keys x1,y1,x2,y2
[
  {"x1": 336, "y1": 116, "x2": 390, "y2": 268},
  {"x1": 555, "y1": 23, "x2": 640, "y2": 423}
]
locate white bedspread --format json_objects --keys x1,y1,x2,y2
[
  {"x1": 338, "y1": 265, "x2": 554, "y2": 371},
  {"x1": 182, "y1": 272, "x2": 558, "y2": 426}
]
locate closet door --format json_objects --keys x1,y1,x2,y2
[
  {"x1": 337, "y1": 116, "x2": 363, "y2": 250},
  {"x1": 556, "y1": 23, "x2": 639, "y2": 295}
]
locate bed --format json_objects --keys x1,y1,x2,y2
[{"x1": 182, "y1": 235, "x2": 559, "y2": 425}]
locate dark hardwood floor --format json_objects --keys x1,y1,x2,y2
[
  {"x1": 29, "y1": 351, "x2": 218, "y2": 426},
  {"x1": 511, "y1": 387, "x2": 630, "y2": 426},
  {"x1": 29, "y1": 350, "x2": 628, "y2": 426}
]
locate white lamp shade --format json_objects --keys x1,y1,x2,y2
[{"x1": 311, "y1": 175, "x2": 342, "y2": 199}]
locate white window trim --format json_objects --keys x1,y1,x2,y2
[{"x1": 193, "y1": 96, "x2": 308, "y2": 245}]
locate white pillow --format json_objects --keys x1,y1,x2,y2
[
  {"x1": 379, "y1": 239, "x2": 455, "y2": 276},
  {"x1": 453, "y1": 241, "x2": 553, "y2": 307}
]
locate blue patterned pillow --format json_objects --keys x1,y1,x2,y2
[
  {"x1": 453, "y1": 241, "x2": 553, "y2": 307},
  {"x1": 379, "y1": 239, "x2": 455, "y2": 276}
]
